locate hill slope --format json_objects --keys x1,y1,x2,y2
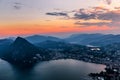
[
  {"x1": 2, "y1": 37, "x2": 49, "y2": 66},
  {"x1": 65, "y1": 34, "x2": 120, "y2": 46},
  {"x1": 25, "y1": 35, "x2": 63, "y2": 43}
]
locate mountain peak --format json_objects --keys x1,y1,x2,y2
[
  {"x1": 11, "y1": 37, "x2": 35, "y2": 49},
  {"x1": 14, "y1": 37, "x2": 29, "y2": 44},
  {"x1": 16, "y1": 37, "x2": 25, "y2": 41}
]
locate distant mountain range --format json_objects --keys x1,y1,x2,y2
[
  {"x1": 25, "y1": 35, "x2": 63, "y2": 43},
  {"x1": 1, "y1": 34, "x2": 120, "y2": 46},
  {"x1": 65, "y1": 33, "x2": 120, "y2": 46}
]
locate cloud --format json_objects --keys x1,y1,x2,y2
[
  {"x1": 73, "y1": 9, "x2": 97, "y2": 20},
  {"x1": 13, "y1": 2, "x2": 24, "y2": 10},
  {"x1": 46, "y1": 6, "x2": 120, "y2": 27},
  {"x1": 73, "y1": 7, "x2": 120, "y2": 27},
  {"x1": 73, "y1": 7, "x2": 110, "y2": 20},
  {"x1": 105, "y1": 0, "x2": 112, "y2": 5},
  {"x1": 75, "y1": 21, "x2": 111, "y2": 26},
  {"x1": 46, "y1": 12, "x2": 68, "y2": 17},
  {"x1": 75, "y1": 8, "x2": 120, "y2": 22},
  {"x1": 75, "y1": 20, "x2": 120, "y2": 27},
  {"x1": 114, "y1": 7, "x2": 120, "y2": 9},
  {"x1": 13, "y1": 5, "x2": 21, "y2": 10},
  {"x1": 98, "y1": 12, "x2": 120, "y2": 21}
]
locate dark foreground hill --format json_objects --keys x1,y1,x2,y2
[{"x1": 2, "y1": 37, "x2": 50, "y2": 66}]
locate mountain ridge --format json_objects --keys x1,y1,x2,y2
[
  {"x1": 65, "y1": 33, "x2": 120, "y2": 46},
  {"x1": 1, "y1": 33, "x2": 120, "y2": 46},
  {"x1": 25, "y1": 35, "x2": 63, "y2": 43}
]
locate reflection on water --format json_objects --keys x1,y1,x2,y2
[{"x1": 0, "y1": 59, "x2": 106, "y2": 80}]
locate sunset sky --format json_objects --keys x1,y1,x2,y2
[{"x1": 0, "y1": 0, "x2": 120, "y2": 38}]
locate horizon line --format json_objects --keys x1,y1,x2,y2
[{"x1": 0, "y1": 33, "x2": 120, "y2": 39}]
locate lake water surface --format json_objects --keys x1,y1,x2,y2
[{"x1": 0, "y1": 59, "x2": 106, "y2": 80}]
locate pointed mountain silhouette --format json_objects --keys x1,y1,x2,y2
[{"x1": 2, "y1": 37, "x2": 49, "y2": 66}]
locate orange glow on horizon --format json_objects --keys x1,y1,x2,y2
[
  {"x1": 0, "y1": 23, "x2": 114, "y2": 37},
  {"x1": 0, "y1": 18, "x2": 117, "y2": 37}
]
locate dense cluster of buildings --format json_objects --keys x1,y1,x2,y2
[{"x1": 89, "y1": 64, "x2": 120, "y2": 80}]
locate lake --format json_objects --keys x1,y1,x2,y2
[{"x1": 0, "y1": 59, "x2": 106, "y2": 80}]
